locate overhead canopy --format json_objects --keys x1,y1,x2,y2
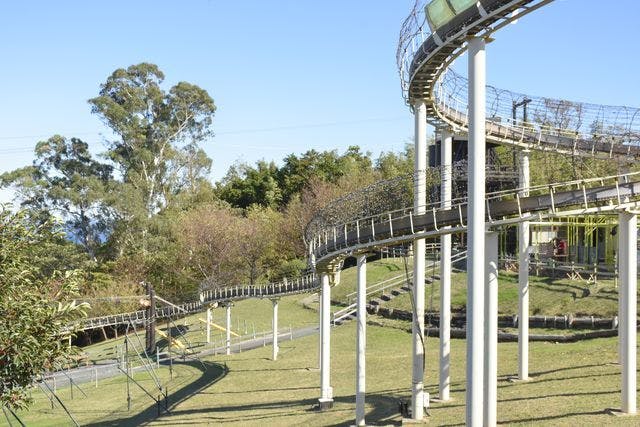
[{"x1": 425, "y1": 0, "x2": 478, "y2": 31}]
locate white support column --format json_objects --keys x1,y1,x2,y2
[
  {"x1": 518, "y1": 150, "x2": 530, "y2": 380},
  {"x1": 356, "y1": 254, "x2": 367, "y2": 426},
  {"x1": 206, "y1": 307, "x2": 212, "y2": 344},
  {"x1": 272, "y1": 299, "x2": 279, "y2": 361},
  {"x1": 411, "y1": 98, "x2": 427, "y2": 421},
  {"x1": 318, "y1": 288, "x2": 323, "y2": 370},
  {"x1": 319, "y1": 272, "x2": 333, "y2": 409},
  {"x1": 466, "y1": 36, "x2": 486, "y2": 427},
  {"x1": 440, "y1": 127, "x2": 453, "y2": 402},
  {"x1": 484, "y1": 231, "x2": 499, "y2": 427},
  {"x1": 225, "y1": 304, "x2": 232, "y2": 356},
  {"x1": 619, "y1": 212, "x2": 637, "y2": 414}
]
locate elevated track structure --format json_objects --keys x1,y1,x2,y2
[
  {"x1": 65, "y1": 2, "x2": 640, "y2": 425},
  {"x1": 305, "y1": 0, "x2": 640, "y2": 425}
]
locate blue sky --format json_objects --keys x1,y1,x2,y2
[{"x1": 1, "y1": 0, "x2": 639, "y2": 202}]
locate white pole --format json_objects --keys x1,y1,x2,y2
[
  {"x1": 272, "y1": 299, "x2": 279, "y2": 361},
  {"x1": 466, "y1": 36, "x2": 486, "y2": 427},
  {"x1": 206, "y1": 307, "x2": 212, "y2": 344},
  {"x1": 318, "y1": 289, "x2": 323, "y2": 370},
  {"x1": 440, "y1": 127, "x2": 453, "y2": 402},
  {"x1": 319, "y1": 272, "x2": 333, "y2": 408},
  {"x1": 412, "y1": 98, "x2": 427, "y2": 421},
  {"x1": 619, "y1": 212, "x2": 637, "y2": 414},
  {"x1": 225, "y1": 304, "x2": 231, "y2": 356},
  {"x1": 356, "y1": 254, "x2": 367, "y2": 426},
  {"x1": 484, "y1": 231, "x2": 499, "y2": 427},
  {"x1": 518, "y1": 150, "x2": 530, "y2": 380}
]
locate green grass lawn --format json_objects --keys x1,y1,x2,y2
[
  {"x1": 381, "y1": 271, "x2": 623, "y2": 317},
  {"x1": 78, "y1": 293, "x2": 319, "y2": 366},
  {"x1": 12, "y1": 321, "x2": 640, "y2": 426},
  {"x1": 9, "y1": 261, "x2": 637, "y2": 425},
  {"x1": 330, "y1": 258, "x2": 624, "y2": 317},
  {"x1": 330, "y1": 257, "x2": 411, "y2": 304}
]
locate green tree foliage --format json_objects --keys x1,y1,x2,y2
[
  {"x1": 0, "y1": 207, "x2": 88, "y2": 410},
  {"x1": 0, "y1": 136, "x2": 113, "y2": 259},
  {"x1": 89, "y1": 63, "x2": 216, "y2": 254},
  {"x1": 277, "y1": 146, "x2": 373, "y2": 204},
  {"x1": 217, "y1": 160, "x2": 282, "y2": 209},
  {"x1": 375, "y1": 142, "x2": 414, "y2": 179}
]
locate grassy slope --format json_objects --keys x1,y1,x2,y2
[
  {"x1": 13, "y1": 322, "x2": 640, "y2": 426},
  {"x1": 10, "y1": 260, "x2": 637, "y2": 425},
  {"x1": 79, "y1": 294, "x2": 319, "y2": 365},
  {"x1": 330, "y1": 257, "x2": 410, "y2": 304},
  {"x1": 383, "y1": 271, "x2": 623, "y2": 317},
  {"x1": 328, "y1": 258, "x2": 623, "y2": 317}
]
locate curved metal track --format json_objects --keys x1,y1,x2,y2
[
  {"x1": 398, "y1": 0, "x2": 640, "y2": 159},
  {"x1": 74, "y1": 275, "x2": 318, "y2": 331},
  {"x1": 308, "y1": 0, "x2": 640, "y2": 270},
  {"x1": 311, "y1": 174, "x2": 640, "y2": 270}
]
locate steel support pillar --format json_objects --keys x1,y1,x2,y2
[
  {"x1": 466, "y1": 36, "x2": 486, "y2": 427},
  {"x1": 318, "y1": 286, "x2": 323, "y2": 370},
  {"x1": 319, "y1": 272, "x2": 333, "y2": 409},
  {"x1": 356, "y1": 254, "x2": 367, "y2": 426},
  {"x1": 272, "y1": 298, "x2": 279, "y2": 361},
  {"x1": 484, "y1": 231, "x2": 499, "y2": 427},
  {"x1": 440, "y1": 127, "x2": 453, "y2": 402},
  {"x1": 619, "y1": 212, "x2": 637, "y2": 414},
  {"x1": 225, "y1": 304, "x2": 232, "y2": 356},
  {"x1": 411, "y1": 98, "x2": 427, "y2": 421},
  {"x1": 206, "y1": 307, "x2": 212, "y2": 344},
  {"x1": 518, "y1": 150, "x2": 530, "y2": 380}
]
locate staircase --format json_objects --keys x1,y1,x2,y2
[{"x1": 332, "y1": 250, "x2": 467, "y2": 325}]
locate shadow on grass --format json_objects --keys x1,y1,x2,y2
[
  {"x1": 535, "y1": 277, "x2": 591, "y2": 301},
  {"x1": 85, "y1": 359, "x2": 227, "y2": 427},
  {"x1": 500, "y1": 388, "x2": 618, "y2": 403},
  {"x1": 498, "y1": 409, "x2": 607, "y2": 425},
  {"x1": 141, "y1": 391, "x2": 405, "y2": 426}
]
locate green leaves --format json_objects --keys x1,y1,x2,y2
[
  {"x1": 0, "y1": 208, "x2": 88, "y2": 410},
  {"x1": 89, "y1": 63, "x2": 216, "y2": 222}
]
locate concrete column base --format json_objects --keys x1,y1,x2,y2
[
  {"x1": 401, "y1": 417, "x2": 429, "y2": 425},
  {"x1": 430, "y1": 397, "x2": 454, "y2": 404},
  {"x1": 606, "y1": 408, "x2": 638, "y2": 417},
  {"x1": 317, "y1": 398, "x2": 334, "y2": 411},
  {"x1": 508, "y1": 376, "x2": 531, "y2": 383}
]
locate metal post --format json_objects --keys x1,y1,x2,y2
[
  {"x1": 411, "y1": 98, "x2": 427, "y2": 421},
  {"x1": 440, "y1": 127, "x2": 453, "y2": 402},
  {"x1": 206, "y1": 307, "x2": 212, "y2": 344},
  {"x1": 318, "y1": 289, "x2": 323, "y2": 370},
  {"x1": 125, "y1": 336, "x2": 131, "y2": 411},
  {"x1": 356, "y1": 254, "x2": 367, "y2": 426},
  {"x1": 466, "y1": 36, "x2": 486, "y2": 427},
  {"x1": 225, "y1": 304, "x2": 231, "y2": 356},
  {"x1": 518, "y1": 150, "x2": 530, "y2": 380},
  {"x1": 484, "y1": 231, "x2": 499, "y2": 427},
  {"x1": 619, "y1": 212, "x2": 637, "y2": 414},
  {"x1": 319, "y1": 272, "x2": 333, "y2": 409},
  {"x1": 145, "y1": 282, "x2": 157, "y2": 355},
  {"x1": 272, "y1": 299, "x2": 279, "y2": 361}
]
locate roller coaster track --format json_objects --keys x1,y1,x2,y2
[
  {"x1": 306, "y1": 0, "x2": 640, "y2": 270},
  {"x1": 310, "y1": 173, "x2": 640, "y2": 271},
  {"x1": 398, "y1": 0, "x2": 640, "y2": 158},
  {"x1": 73, "y1": 275, "x2": 318, "y2": 331},
  {"x1": 76, "y1": 1, "x2": 640, "y2": 341}
]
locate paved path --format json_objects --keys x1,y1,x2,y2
[{"x1": 41, "y1": 324, "x2": 322, "y2": 390}]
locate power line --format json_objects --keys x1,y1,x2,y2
[{"x1": 0, "y1": 116, "x2": 409, "y2": 154}]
